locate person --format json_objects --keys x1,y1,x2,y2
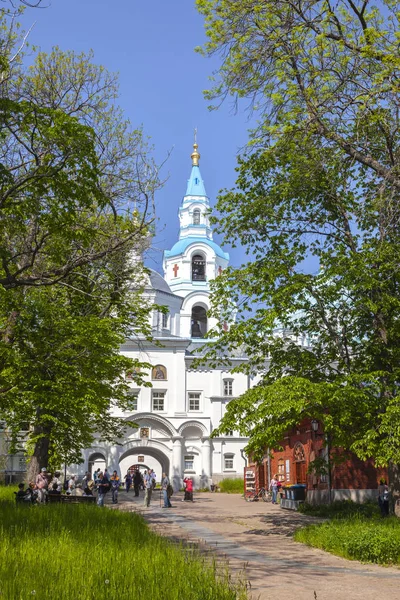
[
  {"x1": 270, "y1": 475, "x2": 279, "y2": 504},
  {"x1": 68, "y1": 475, "x2": 76, "y2": 496},
  {"x1": 50, "y1": 471, "x2": 63, "y2": 492},
  {"x1": 35, "y1": 467, "x2": 49, "y2": 503},
  {"x1": 183, "y1": 477, "x2": 193, "y2": 502},
  {"x1": 93, "y1": 468, "x2": 100, "y2": 484},
  {"x1": 143, "y1": 470, "x2": 153, "y2": 507},
  {"x1": 104, "y1": 469, "x2": 110, "y2": 482},
  {"x1": 161, "y1": 472, "x2": 172, "y2": 508},
  {"x1": 151, "y1": 470, "x2": 157, "y2": 489},
  {"x1": 48, "y1": 483, "x2": 61, "y2": 497},
  {"x1": 83, "y1": 473, "x2": 95, "y2": 496},
  {"x1": 378, "y1": 478, "x2": 390, "y2": 517},
  {"x1": 110, "y1": 470, "x2": 120, "y2": 504},
  {"x1": 133, "y1": 470, "x2": 141, "y2": 497},
  {"x1": 15, "y1": 482, "x2": 29, "y2": 501},
  {"x1": 26, "y1": 482, "x2": 38, "y2": 504},
  {"x1": 124, "y1": 471, "x2": 132, "y2": 493},
  {"x1": 97, "y1": 471, "x2": 109, "y2": 507}
]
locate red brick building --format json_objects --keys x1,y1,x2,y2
[{"x1": 245, "y1": 419, "x2": 387, "y2": 504}]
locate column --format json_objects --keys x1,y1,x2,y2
[
  {"x1": 172, "y1": 436, "x2": 183, "y2": 491},
  {"x1": 201, "y1": 437, "x2": 211, "y2": 488},
  {"x1": 108, "y1": 445, "x2": 120, "y2": 476}
]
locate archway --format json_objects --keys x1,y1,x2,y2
[
  {"x1": 119, "y1": 444, "x2": 170, "y2": 485},
  {"x1": 191, "y1": 254, "x2": 206, "y2": 281},
  {"x1": 191, "y1": 305, "x2": 207, "y2": 337},
  {"x1": 88, "y1": 452, "x2": 106, "y2": 477}
]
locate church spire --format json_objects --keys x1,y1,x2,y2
[
  {"x1": 186, "y1": 132, "x2": 207, "y2": 197},
  {"x1": 191, "y1": 129, "x2": 200, "y2": 166}
]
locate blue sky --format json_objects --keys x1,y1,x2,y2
[{"x1": 20, "y1": 0, "x2": 251, "y2": 273}]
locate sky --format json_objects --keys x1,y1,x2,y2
[{"x1": 19, "y1": 0, "x2": 252, "y2": 274}]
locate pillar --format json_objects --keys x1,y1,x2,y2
[
  {"x1": 201, "y1": 437, "x2": 211, "y2": 488},
  {"x1": 108, "y1": 445, "x2": 120, "y2": 476},
  {"x1": 172, "y1": 436, "x2": 183, "y2": 491}
]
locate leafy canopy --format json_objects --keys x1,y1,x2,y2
[{"x1": 196, "y1": 0, "x2": 400, "y2": 466}]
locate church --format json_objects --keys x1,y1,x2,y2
[{"x1": 79, "y1": 141, "x2": 251, "y2": 490}]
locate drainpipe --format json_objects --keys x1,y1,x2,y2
[
  {"x1": 267, "y1": 450, "x2": 271, "y2": 487},
  {"x1": 240, "y1": 448, "x2": 247, "y2": 468}
]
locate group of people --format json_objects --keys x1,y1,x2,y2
[
  {"x1": 15, "y1": 467, "x2": 199, "y2": 510},
  {"x1": 123, "y1": 469, "x2": 144, "y2": 496}
]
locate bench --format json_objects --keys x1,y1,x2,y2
[{"x1": 60, "y1": 494, "x2": 96, "y2": 504}]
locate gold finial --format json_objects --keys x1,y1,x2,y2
[{"x1": 191, "y1": 128, "x2": 200, "y2": 166}]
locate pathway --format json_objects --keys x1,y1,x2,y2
[{"x1": 111, "y1": 490, "x2": 400, "y2": 600}]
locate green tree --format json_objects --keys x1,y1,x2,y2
[
  {"x1": 196, "y1": 0, "x2": 400, "y2": 499},
  {"x1": 0, "y1": 18, "x2": 161, "y2": 478},
  {"x1": 0, "y1": 255, "x2": 154, "y2": 481}
]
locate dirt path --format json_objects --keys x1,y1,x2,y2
[{"x1": 111, "y1": 490, "x2": 400, "y2": 600}]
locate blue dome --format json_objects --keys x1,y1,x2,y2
[{"x1": 164, "y1": 237, "x2": 229, "y2": 261}]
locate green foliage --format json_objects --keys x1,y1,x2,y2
[
  {"x1": 0, "y1": 498, "x2": 248, "y2": 599},
  {"x1": 195, "y1": 1, "x2": 400, "y2": 468},
  {"x1": 298, "y1": 499, "x2": 379, "y2": 519},
  {"x1": 0, "y1": 16, "x2": 161, "y2": 473},
  {"x1": 295, "y1": 515, "x2": 400, "y2": 565},
  {"x1": 218, "y1": 478, "x2": 244, "y2": 494}
]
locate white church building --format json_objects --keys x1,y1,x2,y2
[{"x1": 78, "y1": 141, "x2": 252, "y2": 490}]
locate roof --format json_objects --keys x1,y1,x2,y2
[
  {"x1": 185, "y1": 165, "x2": 207, "y2": 197},
  {"x1": 147, "y1": 269, "x2": 172, "y2": 294},
  {"x1": 164, "y1": 237, "x2": 229, "y2": 261}
]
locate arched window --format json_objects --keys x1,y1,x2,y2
[
  {"x1": 193, "y1": 209, "x2": 201, "y2": 225},
  {"x1": 191, "y1": 305, "x2": 207, "y2": 338},
  {"x1": 192, "y1": 254, "x2": 206, "y2": 281}
]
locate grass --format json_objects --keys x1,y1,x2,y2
[
  {"x1": 295, "y1": 500, "x2": 400, "y2": 565},
  {"x1": 218, "y1": 478, "x2": 244, "y2": 494},
  {"x1": 0, "y1": 486, "x2": 248, "y2": 599}
]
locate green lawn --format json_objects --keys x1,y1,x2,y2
[
  {"x1": 295, "y1": 500, "x2": 400, "y2": 565},
  {"x1": 0, "y1": 486, "x2": 247, "y2": 599}
]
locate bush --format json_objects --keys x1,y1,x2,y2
[
  {"x1": 295, "y1": 514, "x2": 400, "y2": 565},
  {"x1": 298, "y1": 499, "x2": 379, "y2": 519},
  {"x1": 0, "y1": 493, "x2": 248, "y2": 599},
  {"x1": 218, "y1": 478, "x2": 244, "y2": 494}
]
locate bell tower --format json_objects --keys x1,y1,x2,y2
[{"x1": 163, "y1": 136, "x2": 229, "y2": 339}]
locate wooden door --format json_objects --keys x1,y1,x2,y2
[{"x1": 295, "y1": 461, "x2": 306, "y2": 484}]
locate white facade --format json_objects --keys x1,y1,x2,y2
[{"x1": 77, "y1": 142, "x2": 251, "y2": 490}]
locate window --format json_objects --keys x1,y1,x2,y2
[
  {"x1": 191, "y1": 305, "x2": 207, "y2": 338},
  {"x1": 152, "y1": 391, "x2": 165, "y2": 411},
  {"x1": 126, "y1": 390, "x2": 138, "y2": 411},
  {"x1": 184, "y1": 455, "x2": 194, "y2": 470},
  {"x1": 224, "y1": 454, "x2": 234, "y2": 470},
  {"x1": 223, "y1": 379, "x2": 233, "y2": 397},
  {"x1": 193, "y1": 209, "x2": 201, "y2": 225},
  {"x1": 188, "y1": 392, "x2": 201, "y2": 411},
  {"x1": 192, "y1": 254, "x2": 206, "y2": 281},
  {"x1": 162, "y1": 312, "x2": 169, "y2": 329},
  {"x1": 277, "y1": 459, "x2": 285, "y2": 482}
]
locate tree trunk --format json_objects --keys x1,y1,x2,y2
[
  {"x1": 388, "y1": 461, "x2": 400, "y2": 517},
  {"x1": 26, "y1": 425, "x2": 51, "y2": 483}
]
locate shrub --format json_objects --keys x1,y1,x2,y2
[
  {"x1": 295, "y1": 515, "x2": 400, "y2": 565},
  {"x1": 218, "y1": 478, "x2": 244, "y2": 494},
  {"x1": 298, "y1": 499, "x2": 379, "y2": 519}
]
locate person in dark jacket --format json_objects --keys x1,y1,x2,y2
[
  {"x1": 124, "y1": 471, "x2": 132, "y2": 493},
  {"x1": 133, "y1": 469, "x2": 142, "y2": 497},
  {"x1": 97, "y1": 472, "x2": 109, "y2": 507}
]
